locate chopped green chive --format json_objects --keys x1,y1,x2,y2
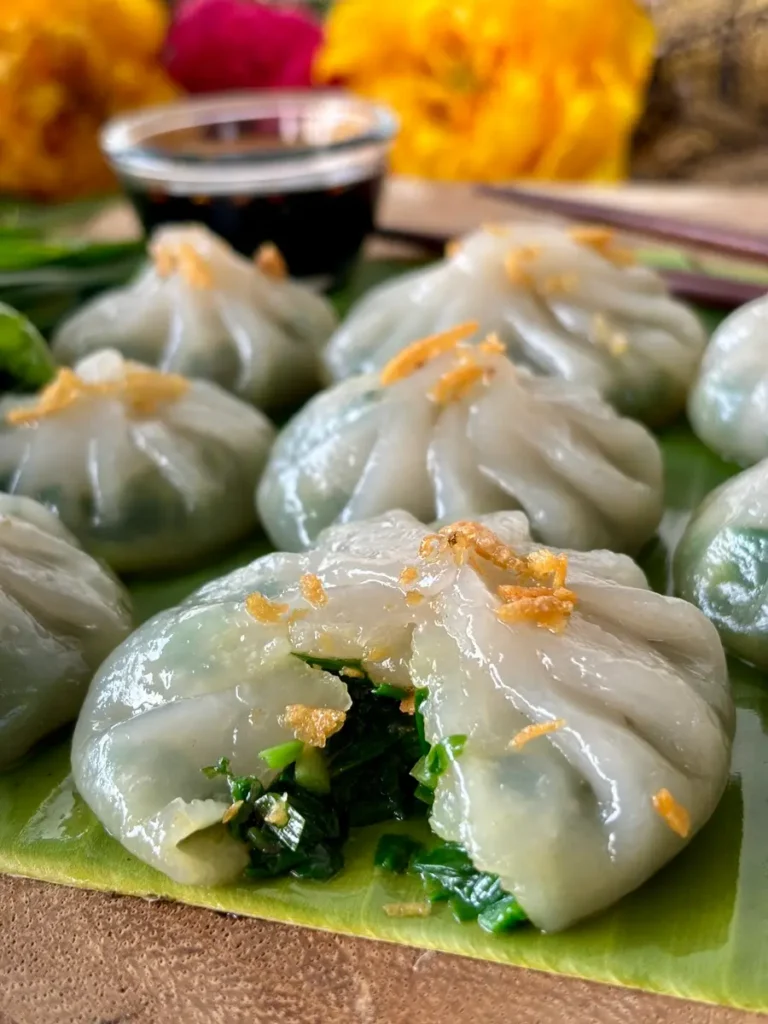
[
  {"x1": 374, "y1": 834, "x2": 425, "y2": 873},
  {"x1": 372, "y1": 683, "x2": 410, "y2": 699},
  {"x1": 477, "y1": 895, "x2": 528, "y2": 934},
  {"x1": 258, "y1": 740, "x2": 304, "y2": 772},
  {"x1": 294, "y1": 745, "x2": 331, "y2": 794},
  {"x1": 411, "y1": 734, "x2": 467, "y2": 792}
]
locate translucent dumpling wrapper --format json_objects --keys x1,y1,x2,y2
[
  {"x1": 675, "y1": 459, "x2": 768, "y2": 668},
  {"x1": 688, "y1": 296, "x2": 768, "y2": 466},
  {"x1": 51, "y1": 225, "x2": 338, "y2": 413},
  {"x1": 0, "y1": 349, "x2": 276, "y2": 572},
  {"x1": 0, "y1": 493, "x2": 132, "y2": 769},
  {"x1": 257, "y1": 326, "x2": 664, "y2": 553},
  {"x1": 324, "y1": 224, "x2": 706, "y2": 425},
  {"x1": 73, "y1": 509, "x2": 733, "y2": 931}
]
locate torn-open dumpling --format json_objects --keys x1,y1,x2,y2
[
  {"x1": 52, "y1": 224, "x2": 337, "y2": 413},
  {"x1": 324, "y1": 223, "x2": 706, "y2": 424},
  {"x1": 674, "y1": 459, "x2": 768, "y2": 667},
  {"x1": 71, "y1": 512, "x2": 427, "y2": 886},
  {"x1": 258, "y1": 325, "x2": 663, "y2": 553},
  {"x1": 0, "y1": 349, "x2": 275, "y2": 572},
  {"x1": 0, "y1": 493, "x2": 132, "y2": 769},
  {"x1": 72, "y1": 509, "x2": 732, "y2": 932},
  {"x1": 689, "y1": 295, "x2": 768, "y2": 466}
]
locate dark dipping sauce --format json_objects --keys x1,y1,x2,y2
[
  {"x1": 102, "y1": 92, "x2": 397, "y2": 288},
  {"x1": 127, "y1": 175, "x2": 382, "y2": 283}
]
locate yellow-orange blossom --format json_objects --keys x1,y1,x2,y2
[
  {"x1": 315, "y1": 0, "x2": 655, "y2": 182},
  {"x1": 0, "y1": 0, "x2": 176, "y2": 199}
]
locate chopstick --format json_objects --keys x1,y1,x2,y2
[
  {"x1": 477, "y1": 185, "x2": 768, "y2": 264},
  {"x1": 657, "y1": 270, "x2": 764, "y2": 309},
  {"x1": 373, "y1": 226, "x2": 766, "y2": 309}
]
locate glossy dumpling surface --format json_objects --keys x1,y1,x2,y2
[
  {"x1": 52, "y1": 224, "x2": 337, "y2": 413},
  {"x1": 0, "y1": 349, "x2": 275, "y2": 571},
  {"x1": 324, "y1": 223, "x2": 706, "y2": 424},
  {"x1": 675, "y1": 459, "x2": 768, "y2": 667},
  {"x1": 73, "y1": 509, "x2": 732, "y2": 931},
  {"x1": 412, "y1": 513, "x2": 732, "y2": 931},
  {"x1": 72, "y1": 513, "x2": 425, "y2": 885},
  {"x1": 689, "y1": 296, "x2": 768, "y2": 466},
  {"x1": 0, "y1": 493, "x2": 132, "y2": 768},
  {"x1": 258, "y1": 332, "x2": 663, "y2": 553}
]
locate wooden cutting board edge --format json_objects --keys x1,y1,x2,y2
[{"x1": 1, "y1": 874, "x2": 764, "y2": 1024}]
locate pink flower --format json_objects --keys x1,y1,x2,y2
[{"x1": 163, "y1": 0, "x2": 324, "y2": 92}]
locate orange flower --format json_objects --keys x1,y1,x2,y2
[
  {"x1": 315, "y1": 0, "x2": 655, "y2": 182},
  {"x1": 0, "y1": 0, "x2": 177, "y2": 200}
]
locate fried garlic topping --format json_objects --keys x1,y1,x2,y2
[
  {"x1": 299, "y1": 573, "x2": 328, "y2": 609},
  {"x1": 652, "y1": 788, "x2": 691, "y2": 838},
  {"x1": 496, "y1": 584, "x2": 577, "y2": 632},
  {"x1": 379, "y1": 321, "x2": 479, "y2": 386},
  {"x1": 477, "y1": 332, "x2": 505, "y2": 356},
  {"x1": 383, "y1": 902, "x2": 432, "y2": 918},
  {"x1": 399, "y1": 566, "x2": 419, "y2": 586},
  {"x1": 419, "y1": 521, "x2": 578, "y2": 632},
  {"x1": 151, "y1": 239, "x2": 213, "y2": 288},
  {"x1": 509, "y1": 718, "x2": 566, "y2": 750},
  {"x1": 280, "y1": 704, "x2": 346, "y2": 747},
  {"x1": 428, "y1": 357, "x2": 485, "y2": 405},
  {"x1": 245, "y1": 592, "x2": 290, "y2": 625},
  {"x1": 265, "y1": 799, "x2": 290, "y2": 827},
  {"x1": 399, "y1": 693, "x2": 416, "y2": 715},
  {"x1": 6, "y1": 365, "x2": 189, "y2": 426},
  {"x1": 339, "y1": 665, "x2": 365, "y2": 678},
  {"x1": 254, "y1": 242, "x2": 288, "y2": 279}
]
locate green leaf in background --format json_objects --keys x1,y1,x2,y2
[
  {"x1": 0, "y1": 303, "x2": 57, "y2": 392},
  {"x1": 0, "y1": 274, "x2": 767, "y2": 1013},
  {"x1": 0, "y1": 198, "x2": 143, "y2": 334}
]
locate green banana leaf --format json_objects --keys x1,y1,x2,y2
[{"x1": 1, "y1": 264, "x2": 767, "y2": 1013}]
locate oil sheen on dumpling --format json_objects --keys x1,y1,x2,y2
[
  {"x1": 0, "y1": 493, "x2": 132, "y2": 768},
  {"x1": 71, "y1": 513, "x2": 425, "y2": 885},
  {"x1": 675, "y1": 459, "x2": 768, "y2": 667},
  {"x1": 73, "y1": 510, "x2": 732, "y2": 931},
  {"x1": 324, "y1": 223, "x2": 706, "y2": 425},
  {"x1": 688, "y1": 296, "x2": 768, "y2": 466},
  {"x1": 257, "y1": 327, "x2": 663, "y2": 553},
  {"x1": 52, "y1": 224, "x2": 337, "y2": 413},
  {"x1": 0, "y1": 349, "x2": 275, "y2": 572},
  {"x1": 411, "y1": 513, "x2": 732, "y2": 932}
]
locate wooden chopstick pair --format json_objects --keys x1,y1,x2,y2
[{"x1": 375, "y1": 187, "x2": 768, "y2": 309}]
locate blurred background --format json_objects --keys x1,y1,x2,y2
[
  {"x1": 6, "y1": 0, "x2": 768, "y2": 202},
  {"x1": 3, "y1": 0, "x2": 766, "y2": 329}
]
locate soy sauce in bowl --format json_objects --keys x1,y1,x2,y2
[{"x1": 102, "y1": 91, "x2": 398, "y2": 287}]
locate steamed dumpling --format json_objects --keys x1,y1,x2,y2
[
  {"x1": 0, "y1": 493, "x2": 132, "y2": 768},
  {"x1": 257, "y1": 327, "x2": 663, "y2": 553},
  {"x1": 72, "y1": 514, "x2": 421, "y2": 885},
  {"x1": 0, "y1": 349, "x2": 275, "y2": 572},
  {"x1": 52, "y1": 224, "x2": 338, "y2": 413},
  {"x1": 324, "y1": 223, "x2": 706, "y2": 424},
  {"x1": 675, "y1": 459, "x2": 768, "y2": 667},
  {"x1": 73, "y1": 509, "x2": 732, "y2": 931},
  {"x1": 689, "y1": 296, "x2": 768, "y2": 466}
]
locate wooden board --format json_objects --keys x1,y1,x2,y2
[{"x1": 1, "y1": 874, "x2": 765, "y2": 1024}]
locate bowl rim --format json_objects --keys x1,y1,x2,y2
[{"x1": 102, "y1": 90, "x2": 398, "y2": 173}]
